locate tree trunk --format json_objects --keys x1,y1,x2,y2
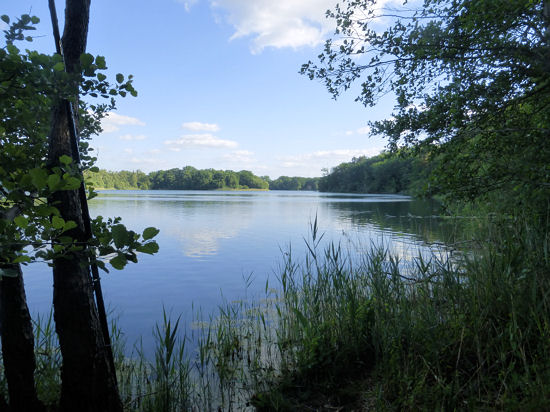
[
  {"x1": 0, "y1": 264, "x2": 45, "y2": 412},
  {"x1": 48, "y1": 1, "x2": 122, "y2": 410}
]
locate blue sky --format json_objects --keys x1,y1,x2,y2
[{"x1": 5, "y1": 0, "x2": 398, "y2": 178}]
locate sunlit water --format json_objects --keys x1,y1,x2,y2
[{"x1": 23, "y1": 190, "x2": 447, "y2": 352}]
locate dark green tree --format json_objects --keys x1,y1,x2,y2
[
  {"x1": 302, "y1": 0, "x2": 550, "y2": 210},
  {"x1": 0, "y1": 6, "x2": 158, "y2": 411}
]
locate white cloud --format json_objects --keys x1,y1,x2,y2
[
  {"x1": 280, "y1": 148, "x2": 381, "y2": 167},
  {"x1": 211, "y1": 0, "x2": 337, "y2": 53},
  {"x1": 101, "y1": 112, "x2": 145, "y2": 133},
  {"x1": 182, "y1": 121, "x2": 221, "y2": 132},
  {"x1": 344, "y1": 126, "x2": 371, "y2": 136},
  {"x1": 356, "y1": 126, "x2": 371, "y2": 135},
  {"x1": 129, "y1": 157, "x2": 161, "y2": 164},
  {"x1": 119, "y1": 134, "x2": 147, "y2": 141},
  {"x1": 177, "y1": 0, "x2": 198, "y2": 12},
  {"x1": 222, "y1": 150, "x2": 255, "y2": 163},
  {"x1": 164, "y1": 133, "x2": 238, "y2": 149},
  {"x1": 123, "y1": 148, "x2": 134, "y2": 154}
]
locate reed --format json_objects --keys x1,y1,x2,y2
[{"x1": 1, "y1": 212, "x2": 548, "y2": 410}]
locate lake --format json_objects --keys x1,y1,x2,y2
[{"x1": 23, "y1": 190, "x2": 446, "y2": 352}]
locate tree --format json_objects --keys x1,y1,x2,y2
[
  {"x1": 46, "y1": 1, "x2": 125, "y2": 409},
  {"x1": 0, "y1": 6, "x2": 158, "y2": 410},
  {"x1": 302, "y1": 0, "x2": 550, "y2": 209},
  {"x1": 0, "y1": 14, "x2": 61, "y2": 412}
]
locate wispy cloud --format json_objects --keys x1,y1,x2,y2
[
  {"x1": 101, "y1": 112, "x2": 145, "y2": 133},
  {"x1": 280, "y1": 148, "x2": 380, "y2": 168},
  {"x1": 182, "y1": 121, "x2": 220, "y2": 132},
  {"x1": 177, "y1": 0, "x2": 198, "y2": 12},
  {"x1": 344, "y1": 126, "x2": 371, "y2": 136},
  {"x1": 222, "y1": 150, "x2": 255, "y2": 163},
  {"x1": 164, "y1": 133, "x2": 238, "y2": 149},
  {"x1": 129, "y1": 156, "x2": 162, "y2": 164},
  {"x1": 119, "y1": 134, "x2": 147, "y2": 141},
  {"x1": 210, "y1": 0, "x2": 337, "y2": 53}
]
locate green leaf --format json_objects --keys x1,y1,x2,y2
[
  {"x1": 116, "y1": 73, "x2": 124, "y2": 83},
  {"x1": 29, "y1": 168, "x2": 48, "y2": 189},
  {"x1": 142, "y1": 227, "x2": 160, "y2": 240},
  {"x1": 13, "y1": 256, "x2": 31, "y2": 264},
  {"x1": 14, "y1": 215, "x2": 29, "y2": 228},
  {"x1": 53, "y1": 62, "x2": 65, "y2": 71},
  {"x1": 62, "y1": 220, "x2": 78, "y2": 232},
  {"x1": 89, "y1": 166, "x2": 100, "y2": 173},
  {"x1": 80, "y1": 53, "x2": 94, "y2": 68},
  {"x1": 6, "y1": 44, "x2": 19, "y2": 55},
  {"x1": 36, "y1": 205, "x2": 58, "y2": 217},
  {"x1": 110, "y1": 253, "x2": 127, "y2": 270},
  {"x1": 31, "y1": 16, "x2": 39, "y2": 24},
  {"x1": 1, "y1": 15, "x2": 9, "y2": 24},
  {"x1": 47, "y1": 174, "x2": 61, "y2": 190},
  {"x1": 137, "y1": 241, "x2": 159, "y2": 255},
  {"x1": 63, "y1": 176, "x2": 81, "y2": 190},
  {"x1": 95, "y1": 55, "x2": 106, "y2": 69},
  {"x1": 52, "y1": 216, "x2": 65, "y2": 230},
  {"x1": 111, "y1": 224, "x2": 128, "y2": 249},
  {"x1": 97, "y1": 73, "x2": 106, "y2": 82},
  {"x1": 59, "y1": 154, "x2": 72, "y2": 165}
]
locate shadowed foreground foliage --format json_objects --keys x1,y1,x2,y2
[{"x1": 2, "y1": 212, "x2": 549, "y2": 410}]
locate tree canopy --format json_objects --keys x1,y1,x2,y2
[
  {"x1": 0, "y1": 13, "x2": 157, "y2": 273},
  {"x1": 302, "y1": 0, "x2": 550, "y2": 210},
  {"x1": 318, "y1": 151, "x2": 431, "y2": 194}
]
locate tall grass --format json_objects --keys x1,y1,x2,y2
[{"x1": 1, "y1": 213, "x2": 548, "y2": 410}]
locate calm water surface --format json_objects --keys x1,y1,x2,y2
[{"x1": 24, "y1": 190, "x2": 446, "y2": 351}]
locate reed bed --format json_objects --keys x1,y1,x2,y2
[{"x1": 1, "y1": 214, "x2": 549, "y2": 410}]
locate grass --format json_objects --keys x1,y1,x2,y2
[{"x1": 1, "y1": 212, "x2": 549, "y2": 410}]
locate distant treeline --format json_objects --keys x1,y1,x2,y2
[
  {"x1": 267, "y1": 176, "x2": 319, "y2": 191},
  {"x1": 84, "y1": 167, "x2": 319, "y2": 191},
  {"x1": 85, "y1": 152, "x2": 429, "y2": 194},
  {"x1": 318, "y1": 151, "x2": 431, "y2": 195}
]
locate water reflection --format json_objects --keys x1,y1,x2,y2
[{"x1": 24, "y1": 190, "x2": 450, "y2": 353}]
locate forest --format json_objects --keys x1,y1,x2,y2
[
  {"x1": 84, "y1": 167, "x2": 322, "y2": 192},
  {"x1": 317, "y1": 151, "x2": 431, "y2": 194},
  {"x1": 84, "y1": 153, "x2": 432, "y2": 194}
]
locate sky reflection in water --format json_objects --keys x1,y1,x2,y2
[{"x1": 23, "y1": 190, "x2": 446, "y2": 353}]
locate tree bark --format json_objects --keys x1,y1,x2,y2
[
  {"x1": 48, "y1": 1, "x2": 122, "y2": 410},
  {"x1": 0, "y1": 264, "x2": 45, "y2": 412}
]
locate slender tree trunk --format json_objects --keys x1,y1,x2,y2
[
  {"x1": 0, "y1": 264, "x2": 45, "y2": 412},
  {"x1": 48, "y1": 1, "x2": 122, "y2": 410}
]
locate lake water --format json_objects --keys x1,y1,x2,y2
[{"x1": 23, "y1": 190, "x2": 446, "y2": 352}]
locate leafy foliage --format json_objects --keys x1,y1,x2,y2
[
  {"x1": 318, "y1": 150, "x2": 432, "y2": 194},
  {"x1": 0, "y1": 15, "x2": 157, "y2": 273},
  {"x1": 268, "y1": 176, "x2": 320, "y2": 191},
  {"x1": 85, "y1": 167, "x2": 271, "y2": 190},
  {"x1": 302, "y1": 0, "x2": 550, "y2": 210}
]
